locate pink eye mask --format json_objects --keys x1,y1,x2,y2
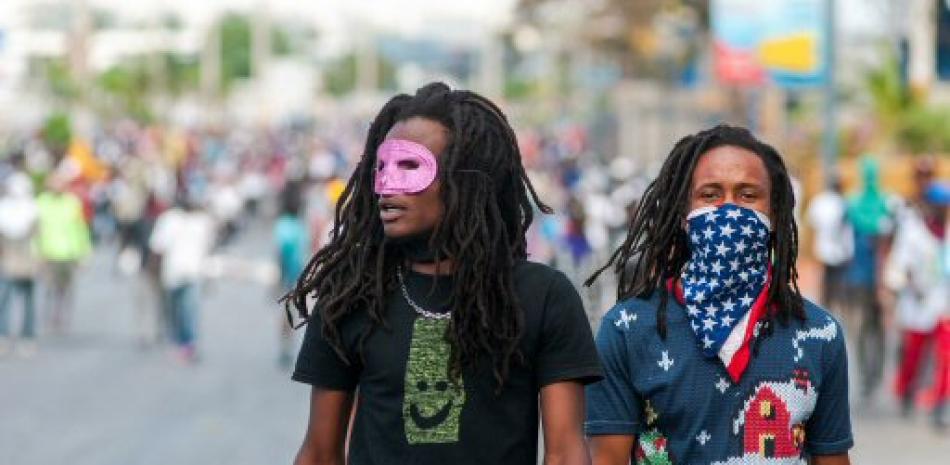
[{"x1": 374, "y1": 139, "x2": 438, "y2": 195}]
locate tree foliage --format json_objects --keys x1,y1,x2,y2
[
  {"x1": 864, "y1": 52, "x2": 950, "y2": 154},
  {"x1": 218, "y1": 13, "x2": 297, "y2": 90},
  {"x1": 41, "y1": 112, "x2": 72, "y2": 154},
  {"x1": 322, "y1": 53, "x2": 397, "y2": 96},
  {"x1": 96, "y1": 60, "x2": 153, "y2": 122}
]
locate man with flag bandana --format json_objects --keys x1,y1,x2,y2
[{"x1": 584, "y1": 125, "x2": 853, "y2": 465}]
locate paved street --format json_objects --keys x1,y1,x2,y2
[
  {"x1": 0, "y1": 222, "x2": 309, "y2": 465},
  {"x1": 1, "y1": 220, "x2": 948, "y2": 465}
]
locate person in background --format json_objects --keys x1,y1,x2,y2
[
  {"x1": 806, "y1": 171, "x2": 853, "y2": 312},
  {"x1": 273, "y1": 181, "x2": 309, "y2": 368},
  {"x1": 208, "y1": 172, "x2": 244, "y2": 248},
  {"x1": 585, "y1": 125, "x2": 852, "y2": 465},
  {"x1": 885, "y1": 158, "x2": 946, "y2": 420},
  {"x1": 35, "y1": 174, "x2": 92, "y2": 335},
  {"x1": 844, "y1": 156, "x2": 893, "y2": 399},
  {"x1": 148, "y1": 192, "x2": 216, "y2": 363},
  {"x1": 927, "y1": 182, "x2": 950, "y2": 430},
  {"x1": 563, "y1": 195, "x2": 594, "y2": 269},
  {"x1": 112, "y1": 163, "x2": 149, "y2": 270},
  {"x1": 0, "y1": 165, "x2": 40, "y2": 356}
]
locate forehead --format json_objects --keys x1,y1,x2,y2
[
  {"x1": 691, "y1": 145, "x2": 770, "y2": 189},
  {"x1": 384, "y1": 117, "x2": 449, "y2": 157}
]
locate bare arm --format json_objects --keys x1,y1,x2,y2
[
  {"x1": 540, "y1": 381, "x2": 591, "y2": 465},
  {"x1": 293, "y1": 388, "x2": 354, "y2": 465},
  {"x1": 588, "y1": 435, "x2": 635, "y2": 465},
  {"x1": 812, "y1": 453, "x2": 851, "y2": 465}
]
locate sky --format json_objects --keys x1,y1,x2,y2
[
  {"x1": 80, "y1": 0, "x2": 518, "y2": 37},
  {"x1": 10, "y1": 0, "x2": 513, "y2": 57},
  {"x1": 0, "y1": 0, "x2": 896, "y2": 56}
]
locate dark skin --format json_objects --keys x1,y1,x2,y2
[
  {"x1": 295, "y1": 117, "x2": 591, "y2": 465},
  {"x1": 294, "y1": 390, "x2": 353, "y2": 465},
  {"x1": 688, "y1": 145, "x2": 771, "y2": 217},
  {"x1": 377, "y1": 117, "x2": 448, "y2": 249},
  {"x1": 590, "y1": 145, "x2": 850, "y2": 465}
]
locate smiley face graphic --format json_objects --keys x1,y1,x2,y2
[{"x1": 402, "y1": 318, "x2": 466, "y2": 444}]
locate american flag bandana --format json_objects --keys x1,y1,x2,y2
[{"x1": 679, "y1": 204, "x2": 772, "y2": 382}]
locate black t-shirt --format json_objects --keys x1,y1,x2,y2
[{"x1": 292, "y1": 260, "x2": 603, "y2": 465}]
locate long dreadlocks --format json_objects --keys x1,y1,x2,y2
[
  {"x1": 284, "y1": 82, "x2": 551, "y2": 390},
  {"x1": 586, "y1": 124, "x2": 804, "y2": 338}
]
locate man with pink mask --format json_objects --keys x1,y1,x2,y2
[
  {"x1": 585, "y1": 125, "x2": 852, "y2": 465},
  {"x1": 286, "y1": 83, "x2": 602, "y2": 465}
]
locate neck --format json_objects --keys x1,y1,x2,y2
[
  {"x1": 393, "y1": 230, "x2": 443, "y2": 266},
  {"x1": 410, "y1": 259, "x2": 455, "y2": 276}
]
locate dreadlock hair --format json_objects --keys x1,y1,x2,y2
[
  {"x1": 586, "y1": 124, "x2": 805, "y2": 340},
  {"x1": 284, "y1": 82, "x2": 551, "y2": 391}
]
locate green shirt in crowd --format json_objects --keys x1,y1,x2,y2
[{"x1": 35, "y1": 191, "x2": 92, "y2": 262}]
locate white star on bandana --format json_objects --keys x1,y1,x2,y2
[{"x1": 680, "y1": 204, "x2": 771, "y2": 361}]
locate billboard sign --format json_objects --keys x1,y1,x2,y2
[{"x1": 712, "y1": 0, "x2": 828, "y2": 88}]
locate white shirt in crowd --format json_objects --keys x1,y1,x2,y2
[
  {"x1": 884, "y1": 203, "x2": 949, "y2": 332},
  {"x1": 806, "y1": 189, "x2": 854, "y2": 266},
  {"x1": 149, "y1": 207, "x2": 216, "y2": 288},
  {"x1": 210, "y1": 183, "x2": 244, "y2": 223}
]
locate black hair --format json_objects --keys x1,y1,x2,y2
[
  {"x1": 279, "y1": 181, "x2": 303, "y2": 217},
  {"x1": 587, "y1": 124, "x2": 804, "y2": 338},
  {"x1": 284, "y1": 82, "x2": 551, "y2": 390}
]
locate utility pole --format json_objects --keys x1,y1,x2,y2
[
  {"x1": 252, "y1": 1, "x2": 271, "y2": 80},
  {"x1": 252, "y1": 1, "x2": 273, "y2": 125},
  {"x1": 478, "y1": 31, "x2": 504, "y2": 100},
  {"x1": 356, "y1": 22, "x2": 378, "y2": 97},
  {"x1": 68, "y1": 0, "x2": 91, "y2": 86},
  {"x1": 201, "y1": 19, "x2": 221, "y2": 102},
  {"x1": 821, "y1": 0, "x2": 838, "y2": 187},
  {"x1": 149, "y1": 14, "x2": 167, "y2": 119},
  {"x1": 67, "y1": 0, "x2": 93, "y2": 148}
]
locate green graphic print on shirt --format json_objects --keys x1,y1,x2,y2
[{"x1": 403, "y1": 318, "x2": 466, "y2": 444}]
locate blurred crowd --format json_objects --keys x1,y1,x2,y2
[
  {"x1": 0, "y1": 115, "x2": 948, "y2": 427},
  {"x1": 0, "y1": 119, "x2": 359, "y2": 364},
  {"x1": 806, "y1": 156, "x2": 950, "y2": 429}
]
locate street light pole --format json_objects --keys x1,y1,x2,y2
[{"x1": 821, "y1": 0, "x2": 838, "y2": 187}]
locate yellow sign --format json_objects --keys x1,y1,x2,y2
[{"x1": 758, "y1": 33, "x2": 819, "y2": 74}]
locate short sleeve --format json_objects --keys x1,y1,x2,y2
[
  {"x1": 804, "y1": 321, "x2": 853, "y2": 455},
  {"x1": 291, "y1": 312, "x2": 360, "y2": 391},
  {"x1": 584, "y1": 306, "x2": 642, "y2": 437},
  {"x1": 148, "y1": 214, "x2": 171, "y2": 253},
  {"x1": 534, "y1": 271, "x2": 604, "y2": 387}
]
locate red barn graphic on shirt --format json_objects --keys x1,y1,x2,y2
[
  {"x1": 712, "y1": 370, "x2": 816, "y2": 465},
  {"x1": 742, "y1": 384, "x2": 797, "y2": 457}
]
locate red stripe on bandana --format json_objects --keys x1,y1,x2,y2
[
  {"x1": 724, "y1": 280, "x2": 769, "y2": 382},
  {"x1": 668, "y1": 273, "x2": 771, "y2": 382}
]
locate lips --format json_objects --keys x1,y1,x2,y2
[{"x1": 379, "y1": 198, "x2": 408, "y2": 222}]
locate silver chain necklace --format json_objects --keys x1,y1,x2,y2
[{"x1": 397, "y1": 267, "x2": 452, "y2": 320}]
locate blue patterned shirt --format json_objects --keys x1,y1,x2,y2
[{"x1": 585, "y1": 293, "x2": 853, "y2": 464}]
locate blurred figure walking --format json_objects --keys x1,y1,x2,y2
[
  {"x1": 806, "y1": 172, "x2": 853, "y2": 311},
  {"x1": 35, "y1": 175, "x2": 92, "y2": 335},
  {"x1": 885, "y1": 159, "x2": 946, "y2": 420},
  {"x1": 889, "y1": 155, "x2": 950, "y2": 429},
  {"x1": 273, "y1": 182, "x2": 309, "y2": 369},
  {"x1": 208, "y1": 174, "x2": 244, "y2": 248},
  {"x1": 845, "y1": 157, "x2": 894, "y2": 398},
  {"x1": 148, "y1": 192, "x2": 215, "y2": 362},
  {"x1": 920, "y1": 181, "x2": 950, "y2": 430},
  {"x1": 0, "y1": 166, "x2": 40, "y2": 356}
]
